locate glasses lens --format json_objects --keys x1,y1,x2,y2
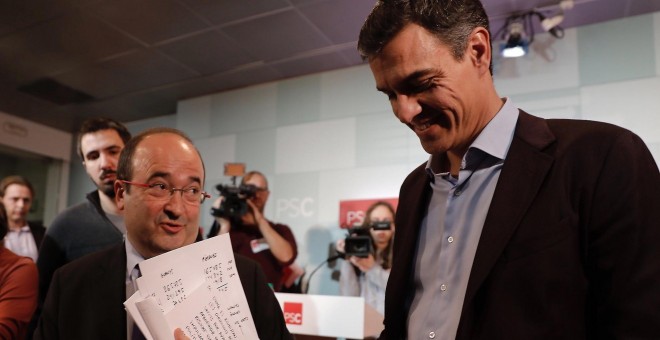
[
  {"x1": 146, "y1": 184, "x2": 169, "y2": 198},
  {"x1": 182, "y1": 187, "x2": 204, "y2": 205}
]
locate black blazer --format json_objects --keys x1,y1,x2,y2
[
  {"x1": 381, "y1": 112, "x2": 660, "y2": 339},
  {"x1": 28, "y1": 222, "x2": 46, "y2": 249},
  {"x1": 34, "y1": 243, "x2": 292, "y2": 340}
]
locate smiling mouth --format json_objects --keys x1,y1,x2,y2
[
  {"x1": 161, "y1": 223, "x2": 184, "y2": 234},
  {"x1": 410, "y1": 121, "x2": 431, "y2": 132}
]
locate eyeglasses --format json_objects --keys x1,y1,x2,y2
[{"x1": 121, "y1": 180, "x2": 211, "y2": 205}]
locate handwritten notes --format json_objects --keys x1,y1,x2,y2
[{"x1": 124, "y1": 234, "x2": 259, "y2": 340}]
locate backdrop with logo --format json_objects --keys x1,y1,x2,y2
[{"x1": 338, "y1": 197, "x2": 398, "y2": 229}]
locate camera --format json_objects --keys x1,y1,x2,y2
[
  {"x1": 370, "y1": 221, "x2": 392, "y2": 231},
  {"x1": 343, "y1": 221, "x2": 391, "y2": 258},
  {"x1": 210, "y1": 183, "x2": 258, "y2": 219}
]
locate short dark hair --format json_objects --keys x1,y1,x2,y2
[
  {"x1": 0, "y1": 175, "x2": 35, "y2": 198},
  {"x1": 77, "y1": 117, "x2": 132, "y2": 160},
  {"x1": 117, "y1": 127, "x2": 205, "y2": 191},
  {"x1": 0, "y1": 202, "x2": 7, "y2": 239},
  {"x1": 358, "y1": 0, "x2": 491, "y2": 69}
]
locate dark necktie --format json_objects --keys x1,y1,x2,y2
[
  {"x1": 131, "y1": 264, "x2": 147, "y2": 340},
  {"x1": 132, "y1": 323, "x2": 146, "y2": 340}
]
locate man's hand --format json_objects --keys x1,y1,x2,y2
[
  {"x1": 174, "y1": 328, "x2": 190, "y2": 340},
  {"x1": 246, "y1": 199, "x2": 266, "y2": 224},
  {"x1": 335, "y1": 238, "x2": 346, "y2": 254}
]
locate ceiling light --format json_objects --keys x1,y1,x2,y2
[
  {"x1": 493, "y1": 1, "x2": 571, "y2": 59},
  {"x1": 501, "y1": 21, "x2": 529, "y2": 58}
]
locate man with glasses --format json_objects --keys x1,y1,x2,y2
[
  {"x1": 34, "y1": 128, "x2": 292, "y2": 340},
  {"x1": 210, "y1": 171, "x2": 297, "y2": 292}
]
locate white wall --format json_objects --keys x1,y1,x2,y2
[{"x1": 0, "y1": 111, "x2": 72, "y2": 224}]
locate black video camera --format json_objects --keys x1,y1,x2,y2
[
  {"x1": 210, "y1": 183, "x2": 258, "y2": 219},
  {"x1": 343, "y1": 221, "x2": 391, "y2": 258}
]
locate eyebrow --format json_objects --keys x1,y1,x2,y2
[
  {"x1": 147, "y1": 171, "x2": 202, "y2": 185},
  {"x1": 84, "y1": 144, "x2": 122, "y2": 157}
]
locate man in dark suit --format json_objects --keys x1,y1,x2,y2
[
  {"x1": 0, "y1": 175, "x2": 46, "y2": 262},
  {"x1": 34, "y1": 127, "x2": 292, "y2": 340},
  {"x1": 358, "y1": 0, "x2": 660, "y2": 339}
]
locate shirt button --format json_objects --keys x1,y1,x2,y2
[
  {"x1": 454, "y1": 189, "x2": 462, "y2": 196},
  {"x1": 429, "y1": 331, "x2": 436, "y2": 339},
  {"x1": 447, "y1": 236, "x2": 454, "y2": 243},
  {"x1": 440, "y1": 284, "x2": 447, "y2": 291}
]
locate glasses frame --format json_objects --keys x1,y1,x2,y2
[{"x1": 120, "y1": 180, "x2": 211, "y2": 204}]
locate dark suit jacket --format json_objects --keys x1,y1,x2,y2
[
  {"x1": 381, "y1": 112, "x2": 660, "y2": 339},
  {"x1": 28, "y1": 222, "x2": 46, "y2": 249},
  {"x1": 34, "y1": 243, "x2": 292, "y2": 340}
]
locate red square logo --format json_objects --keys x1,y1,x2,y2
[{"x1": 283, "y1": 302, "x2": 303, "y2": 325}]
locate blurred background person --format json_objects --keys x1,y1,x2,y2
[
  {"x1": 336, "y1": 201, "x2": 395, "y2": 315},
  {"x1": 38, "y1": 118, "x2": 131, "y2": 295},
  {"x1": 209, "y1": 170, "x2": 297, "y2": 292},
  {"x1": 35, "y1": 117, "x2": 131, "y2": 339},
  {"x1": 0, "y1": 201, "x2": 38, "y2": 339},
  {"x1": 0, "y1": 175, "x2": 46, "y2": 262}
]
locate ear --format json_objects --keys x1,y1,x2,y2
[
  {"x1": 467, "y1": 27, "x2": 491, "y2": 75},
  {"x1": 114, "y1": 180, "x2": 125, "y2": 211}
]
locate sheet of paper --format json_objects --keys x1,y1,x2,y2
[
  {"x1": 125, "y1": 290, "x2": 153, "y2": 340},
  {"x1": 136, "y1": 234, "x2": 244, "y2": 312},
  {"x1": 165, "y1": 282, "x2": 259, "y2": 339},
  {"x1": 136, "y1": 297, "x2": 173, "y2": 340},
  {"x1": 123, "y1": 234, "x2": 258, "y2": 339}
]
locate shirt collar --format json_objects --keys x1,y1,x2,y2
[
  {"x1": 16, "y1": 225, "x2": 31, "y2": 232},
  {"x1": 425, "y1": 97, "x2": 519, "y2": 177}
]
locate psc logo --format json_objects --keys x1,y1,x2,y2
[{"x1": 283, "y1": 302, "x2": 303, "y2": 325}]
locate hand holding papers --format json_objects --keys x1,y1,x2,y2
[{"x1": 124, "y1": 234, "x2": 259, "y2": 340}]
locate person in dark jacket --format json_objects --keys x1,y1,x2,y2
[{"x1": 358, "y1": 0, "x2": 660, "y2": 338}]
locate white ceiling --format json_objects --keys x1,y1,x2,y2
[{"x1": 1, "y1": 0, "x2": 658, "y2": 132}]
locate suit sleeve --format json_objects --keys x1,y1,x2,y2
[
  {"x1": 37, "y1": 235, "x2": 67, "y2": 306},
  {"x1": 238, "y1": 256, "x2": 293, "y2": 340},
  {"x1": 32, "y1": 264, "x2": 62, "y2": 340},
  {"x1": 586, "y1": 131, "x2": 660, "y2": 338},
  {"x1": 32, "y1": 233, "x2": 67, "y2": 340}
]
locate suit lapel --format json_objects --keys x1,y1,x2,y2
[
  {"x1": 388, "y1": 163, "x2": 432, "y2": 326},
  {"x1": 463, "y1": 111, "x2": 555, "y2": 305},
  {"x1": 396, "y1": 166, "x2": 432, "y2": 276},
  {"x1": 90, "y1": 243, "x2": 128, "y2": 339}
]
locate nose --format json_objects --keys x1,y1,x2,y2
[
  {"x1": 99, "y1": 152, "x2": 116, "y2": 170},
  {"x1": 393, "y1": 94, "x2": 422, "y2": 124},
  {"x1": 163, "y1": 190, "x2": 185, "y2": 219}
]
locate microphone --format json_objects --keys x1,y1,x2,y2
[{"x1": 302, "y1": 254, "x2": 344, "y2": 294}]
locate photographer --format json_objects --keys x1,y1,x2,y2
[
  {"x1": 336, "y1": 201, "x2": 395, "y2": 315},
  {"x1": 210, "y1": 171, "x2": 297, "y2": 292}
]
